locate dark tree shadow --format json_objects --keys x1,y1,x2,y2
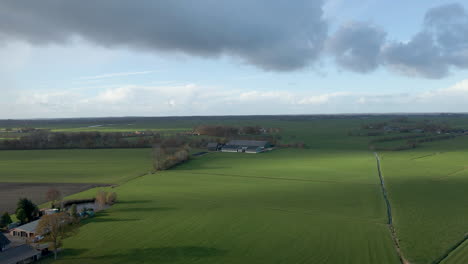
[
  {"x1": 63, "y1": 246, "x2": 228, "y2": 263},
  {"x1": 118, "y1": 200, "x2": 153, "y2": 204},
  {"x1": 113, "y1": 207, "x2": 177, "y2": 213}
]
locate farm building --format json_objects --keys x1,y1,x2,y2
[
  {"x1": 10, "y1": 220, "x2": 40, "y2": 239},
  {"x1": 0, "y1": 233, "x2": 11, "y2": 252},
  {"x1": 0, "y1": 244, "x2": 41, "y2": 264},
  {"x1": 207, "y1": 142, "x2": 222, "y2": 151},
  {"x1": 221, "y1": 140, "x2": 271, "y2": 153}
]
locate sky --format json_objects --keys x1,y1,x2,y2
[{"x1": 0, "y1": 0, "x2": 467, "y2": 118}]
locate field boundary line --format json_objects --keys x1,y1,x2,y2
[
  {"x1": 434, "y1": 167, "x2": 468, "y2": 181},
  {"x1": 432, "y1": 233, "x2": 468, "y2": 264},
  {"x1": 374, "y1": 152, "x2": 409, "y2": 264},
  {"x1": 183, "y1": 171, "x2": 377, "y2": 185},
  {"x1": 410, "y1": 152, "x2": 441, "y2": 160}
]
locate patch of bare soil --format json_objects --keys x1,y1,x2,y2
[{"x1": 0, "y1": 182, "x2": 109, "y2": 214}]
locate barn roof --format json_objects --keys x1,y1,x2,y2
[
  {"x1": 0, "y1": 233, "x2": 10, "y2": 247},
  {"x1": 226, "y1": 140, "x2": 268, "y2": 147},
  {"x1": 0, "y1": 244, "x2": 39, "y2": 264},
  {"x1": 14, "y1": 220, "x2": 39, "y2": 233}
]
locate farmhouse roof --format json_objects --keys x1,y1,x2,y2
[
  {"x1": 226, "y1": 140, "x2": 268, "y2": 147},
  {"x1": 0, "y1": 244, "x2": 39, "y2": 264},
  {"x1": 207, "y1": 142, "x2": 219, "y2": 147},
  {"x1": 14, "y1": 220, "x2": 39, "y2": 233},
  {"x1": 222, "y1": 145, "x2": 239, "y2": 150},
  {"x1": 0, "y1": 233, "x2": 10, "y2": 247}
]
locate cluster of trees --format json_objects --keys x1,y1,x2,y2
[
  {"x1": 0, "y1": 212, "x2": 12, "y2": 229},
  {"x1": 37, "y1": 212, "x2": 77, "y2": 260},
  {"x1": 369, "y1": 134, "x2": 427, "y2": 144},
  {"x1": 0, "y1": 131, "x2": 163, "y2": 150},
  {"x1": 410, "y1": 135, "x2": 456, "y2": 145},
  {"x1": 370, "y1": 134, "x2": 457, "y2": 151},
  {"x1": 16, "y1": 198, "x2": 39, "y2": 224},
  {"x1": 95, "y1": 190, "x2": 117, "y2": 208},
  {"x1": 151, "y1": 138, "x2": 191, "y2": 170},
  {"x1": 194, "y1": 125, "x2": 279, "y2": 137},
  {"x1": 1, "y1": 198, "x2": 40, "y2": 229},
  {"x1": 361, "y1": 120, "x2": 453, "y2": 133}
]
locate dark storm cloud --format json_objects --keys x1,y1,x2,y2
[
  {"x1": 382, "y1": 3, "x2": 468, "y2": 78},
  {"x1": 0, "y1": 1, "x2": 467, "y2": 78},
  {"x1": 326, "y1": 22, "x2": 386, "y2": 73},
  {"x1": 0, "y1": 0, "x2": 327, "y2": 71}
]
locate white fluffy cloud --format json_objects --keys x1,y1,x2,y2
[{"x1": 3, "y1": 80, "x2": 468, "y2": 118}]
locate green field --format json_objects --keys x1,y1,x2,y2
[
  {"x1": 2, "y1": 116, "x2": 468, "y2": 263},
  {"x1": 0, "y1": 149, "x2": 152, "y2": 184},
  {"x1": 47, "y1": 149, "x2": 399, "y2": 264},
  {"x1": 379, "y1": 136, "x2": 468, "y2": 264}
]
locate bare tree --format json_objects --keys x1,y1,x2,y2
[
  {"x1": 95, "y1": 190, "x2": 108, "y2": 210},
  {"x1": 106, "y1": 192, "x2": 117, "y2": 205},
  {"x1": 46, "y1": 188, "x2": 62, "y2": 208},
  {"x1": 152, "y1": 144, "x2": 165, "y2": 171},
  {"x1": 37, "y1": 212, "x2": 76, "y2": 260}
]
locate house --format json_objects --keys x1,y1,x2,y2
[
  {"x1": 40, "y1": 209, "x2": 59, "y2": 216},
  {"x1": 10, "y1": 220, "x2": 40, "y2": 239},
  {"x1": 221, "y1": 140, "x2": 271, "y2": 153},
  {"x1": 0, "y1": 233, "x2": 11, "y2": 252},
  {"x1": 207, "y1": 142, "x2": 222, "y2": 151},
  {"x1": 0, "y1": 244, "x2": 41, "y2": 264}
]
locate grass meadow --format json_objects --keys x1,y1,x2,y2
[
  {"x1": 46, "y1": 149, "x2": 399, "y2": 264},
  {"x1": 379, "y1": 136, "x2": 468, "y2": 264},
  {"x1": 2, "y1": 115, "x2": 468, "y2": 263},
  {"x1": 0, "y1": 148, "x2": 152, "y2": 183}
]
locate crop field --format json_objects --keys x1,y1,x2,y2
[
  {"x1": 2, "y1": 115, "x2": 468, "y2": 264},
  {"x1": 0, "y1": 148, "x2": 153, "y2": 214},
  {"x1": 0, "y1": 149, "x2": 153, "y2": 184},
  {"x1": 0, "y1": 183, "x2": 108, "y2": 214},
  {"x1": 47, "y1": 149, "x2": 399, "y2": 264},
  {"x1": 379, "y1": 136, "x2": 468, "y2": 264}
]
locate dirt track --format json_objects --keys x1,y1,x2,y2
[
  {"x1": 374, "y1": 153, "x2": 409, "y2": 264},
  {"x1": 0, "y1": 182, "x2": 108, "y2": 214}
]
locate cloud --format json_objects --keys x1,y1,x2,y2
[
  {"x1": 298, "y1": 92, "x2": 349, "y2": 104},
  {"x1": 0, "y1": 0, "x2": 327, "y2": 71},
  {"x1": 4, "y1": 79, "x2": 468, "y2": 118},
  {"x1": 80, "y1": 71, "x2": 155, "y2": 80},
  {"x1": 382, "y1": 3, "x2": 468, "y2": 78},
  {"x1": 326, "y1": 3, "x2": 468, "y2": 78},
  {"x1": 326, "y1": 22, "x2": 386, "y2": 73},
  {"x1": 0, "y1": 1, "x2": 466, "y2": 79}
]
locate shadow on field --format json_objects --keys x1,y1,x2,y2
[
  {"x1": 113, "y1": 207, "x2": 177, "y2": 213},
  {"x1": 85, "y1": 218, "x2": 141, "y2": 223},
  {"x1": 64, "y1": 246, "x2": 227, "y2": 263},
  {"x1": 118, "y1": 199, "x2": 153, "y2": 204},
  {"x1": 62, "y1": 248, "x2": 90, "y2": 257},
  {"x1": 79, "y1": 212, "x2": 141, "y2": 227}
]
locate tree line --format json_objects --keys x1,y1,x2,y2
[{"x1": 194, "y1": 125, "x2": 280, "y2": 137}]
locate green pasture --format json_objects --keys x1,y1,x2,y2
[
  {"x1": 0, "y1": 149, "x2": 152, "y2": 184},
  {"x1": 379, "y1": 136, "x2": 468, "y2": 263},
  {"x1": 47, "y1": 148, "x2": 399, "y2": 264},
  {"x1": 1, "y1": 116, "x2": 468, "y2": 263}
]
